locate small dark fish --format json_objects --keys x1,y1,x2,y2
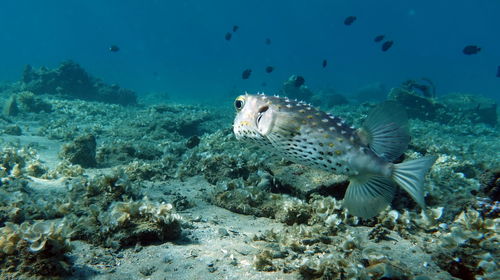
[
  {"x1": 322, "y1": 59, "x2": 328, "y2": 68},
  {"x1": 109, "y1": 45, "x2": 120, "y2": 52},
  {"x1": 242, "y1": 69, "x2": 252, "y2": 79},
  {"x1": 381, "y1": 40, "x2": 394, "y2": 52},
  {"x1": 265, "y1": 66, "x2": 274, "y2": 73},
  {"x1": 233, "y1": 25, "x2": 239, "y2": 32},
  {"x1": 261, "y1": 82, "x2": 267, "y2": 87},
  {"x1": 496, "y1": 66, "x2": 500, "y2": 78},
  {"x1": 225, "y1": 32, "x2": 232, "y2": 41},
  {"x1": 344, "y1": 16, "x2": 357, "y2": 26},
  {"x1": 294, "y1": 76, "x2": 305, "y2": 87},
  {"x1": 265, "y1": 38, "x2": 272, "y2": 45},
  {"x1": 374, "y1": 35, "x2": 385, "y2": 43},
  {"x1": 463, "y1": 45, "x2": 481, "y2": 55}
]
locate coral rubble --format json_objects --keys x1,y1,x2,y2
[
  {"x1": 0, "y1": 78, "x2": 498, "y2": 279},
  {"x1": 0, "y1": 220, "x2": 73, "y2": 278}
]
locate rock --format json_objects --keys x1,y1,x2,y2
[
  {"x1": 440, "y1": 94, "x2": 498, "y2": 126},
  {"x1": 2, "y1": 92, "x2": 52, "y2": 116},
  {"x1": 280, "y1": 75, "x2": 314, "y2": 102},
  {"x1": 401, "y1": 78, "x2": 436, "y2": 98},
  {"x1": 272, "y1": 163, "x2": 348, "y2": 199},
  {"x1": 218, "y1": 227, "x2": 229, "y2": 237},
  {"x1": 139, "y1": 264, "x2": 157, "y2": 276},
  {"x1": 389, "y1": 88, "x2": 498, "y2": 126},
  {"x1": 479, "y1": 168, "x2": 500, "y2": 201},
  {"x1": 4, "y1": 125, "x2": 22, "y2": 136},
  {"x1": 60, "y1": 134, "x2": 97, "y2": 167},
  {"x1": 186, "y1": 135, "x2": 200, "y2": 149},
  {"x1": 17, "y1": 91, "x2": 52, "y2": 113},
  {"x1": 388, "y1": 87, "x2": 443, "y2": 121},
  {"x1": 362, "y1": 262, "x2": 409, "y2": 280},
  {"x1": 311, "y1": 89, "x2": 349, "y2": 108},
  {"x1": 2, "y1": 95, "x2": 19, "y2": 116},
  {"x1": 354, "y1": 82, "x2": 388, "y2": 103},
  {"x1": 21, "y1": 61, "x2": 137, "y2": 106}
]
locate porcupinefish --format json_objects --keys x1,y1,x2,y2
[{"x1": 233, "y1": 93, "x2": 437, "y2": 218}]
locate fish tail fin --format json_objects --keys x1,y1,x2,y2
[
  {"x1": 359, "y1": 101, "x2": 410, "y2": 162},
  {"x1": 391, "y1": 156, "x2": 438, "y2": 208},
  {"x1": 344, "y1": 156, "x2": 438, "y2": 218},
  {"x1": 343, "y1": 175, "x2": 396, "y2": 218}
]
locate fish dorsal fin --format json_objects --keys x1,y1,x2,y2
[{"x1": 359, "y1": 101, "x2": 410, "y2": 162}]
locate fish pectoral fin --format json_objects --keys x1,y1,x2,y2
[
  {"x1": 392, "y1": 155, "x2": 438, "y2": 208},
  {"x1": 361, "y1": 101, "x2": 410, "y2": 162},
  {"x1": 343, "y1": 175, "x2": 396, "y2": 219}
]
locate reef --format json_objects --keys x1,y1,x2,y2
[
  {"x1": 21, "y1": 61, "x2": 137, "y2": 105},
  {"x1": 388, "y1": 86, "x2": 498, "y2": 126},
  {"x1": 0, "y1": 80, "x2": 498, "y2": 279}
]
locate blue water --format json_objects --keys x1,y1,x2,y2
[{"x1": 1, "y1": 0, "x2": 499, "y2": 102}]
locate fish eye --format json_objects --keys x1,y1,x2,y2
[{"x1": 234, "y1": 97, "x2": 245, "y2": 111}]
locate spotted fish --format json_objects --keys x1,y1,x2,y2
[{"x1": 233, "y1": 93, "x2": 437, "y2": 218}]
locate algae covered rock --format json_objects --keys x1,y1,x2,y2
[
  {"x1": 2, "y1": 91, "x2": 52, "y2": 116},
  {"x1": 21, "y1": 61, "x2": 137, "y2": 105},
  {"x1": 479, "y1": 168, "x2": 500, "y2": 202},
  {"x1": 185, "y1": 135, "x2": 201, "y2": 149},
  {"x1": 96, "y1": 141, "x2": 162, "y2": 167},
  {"x1": 272, "y1": 163, "x2": 348, "y2": 199},
  {"x1": 280, "y1": 75, "x2": 314, "y2": 102},
  {"x1": 16, "y1": 91, "x2": 53, "y2": 113},
  {"x1": 434, "y1": 209, "x2": 499, "y2": 280},
  {"x1": 310, "y1": 89, "x2": 349, "y2": 108},
  {"x1": 440, "y1": 93, "x2": 498, "y2": 126},
  {"x1": 2, "y1": 95, "x2": 19, "y2": 116},
  {"x1": 388, "y1": 87, "x2": 444, "y2": 121},
  {"x1": 3, "y1": 125, "x2": 22, "y2": 136},
  {"x1": 389, "y1": 87, "x2": 498, "y2": 126},
  {"x1": 0, "y1": 220, "x2": 73, "y2": 278},
  {"x1": 96, "y1": 198, "x2": 182, "y2": 248},
  {"x1": 60, "y1": 134, "x2": 97, "y2": 167}
]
